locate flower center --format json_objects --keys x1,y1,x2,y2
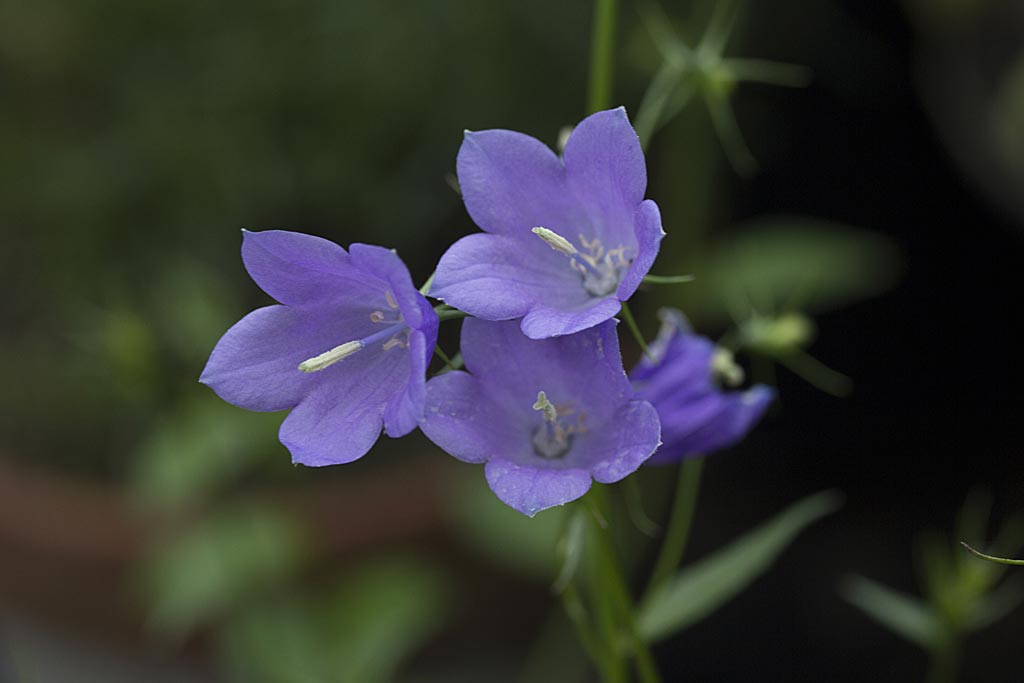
[
  {"x1": 297, "y1": 295, "x2": 407, "y2": 373},
  {"x1": 530, "y1": 390, "x2": 586, "y2": 459},
  {"x1": 532, "y1": 227, "x2": 631, "y2": 297}
]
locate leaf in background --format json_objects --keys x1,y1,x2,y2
[
  {"x1": 141, "y1": 505, "x2": 308, "y2": 642},
  {"x1": 219, "y1": 556, "x2": 449, "y2": 683},
  {"x1": 840, "y1": 574, "x2": 941, "y2": 650},
  {"x1": 969, "y1": 575, "x2": 1024, "y2": 631},
  {"x1": 446, "y1": 467, "x2": 567, "y2": 579},
  {"x1": 129, "y1": 396, "x2": 280, "y2": 509},
  {"x1": 638, "y1": 490, "x2": 841, "y2": 641},
  {"x1": 681, "y1": 217, "x2": 901, "y2": 326}
]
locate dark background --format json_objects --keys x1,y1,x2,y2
[{"x1": 2, "y1": 0, "x2": 1022, "y2": 681}]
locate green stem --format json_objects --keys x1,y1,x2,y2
[
  {"x1": 926, "y1": 640, "x2": 960, "y2": 683},
  {"x1": 643, "y1": 273, "x2": 695, "y2": 285},
  {"x1": 586, "y1": 488, "x2": 662, "y2": 683},
  {"x1": 776, "y1": 348, "x2": 852, "y2": 397},
  {"x1": 561, "y1": 584, "x2": 614, "y2": 681},
  {"x1": 643, "y1": 458, "x2": 705, "y2": 603},
  {"x1": 961, "y1": 542, "x2": 1024, "y2": 566},
  {"x1": 433, "y1": 344, "x2": 456, "y2": 371},
  {"x1": 418, "y1": 271, "x2": 435, "y2": 295},
  {"x1": 620, "y1": 301, "x2": 654, "y2": 361},
  {"x1": 435, "y1": 306, "x2": 469, "y2": 322},
  {"x1": 587, "y1": 0, "x2": 618, "y2": 113}
]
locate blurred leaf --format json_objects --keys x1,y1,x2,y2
[
  {"x1": 446, "y1": 467, "x2": 567, "y2": 579},
  {"x1": 141, "y1": 505, "x2": 308, "y2": 641},
  {"x1": 841, "y1": 575, "x2": 941, "y2": 650},
  {"x1": 969, "y1": 576, "x2": 1024, "y2": 630},
  {"x1": 638, "y1": 490, "x2": 841, "y2": 641},
  {"x1": 220, "y1": 556, "x2": 449, "y2": 683},
  {"x1": 683, "y1": 217, "x2": 901, "y2": 325},
  {"x1": 130, "y1": 397, "x2": 280, "y2": 508},
  {"x1": 552, "y1": 510, "x2": 587, "y2": 593}
]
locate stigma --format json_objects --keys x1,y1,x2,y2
[
  {"x1": 530, "y1": 390, "x2": 585, "y2": 459},
  {"x1": 298, "y1": 321, "x2": 407, "y2": 373}
]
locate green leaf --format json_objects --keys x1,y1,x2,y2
[
  {"x1": 445, "y1": 467, "x2": 567, "y2": 579},
  {"x1": 638, "y1": 490, "x2": 841, "y2": 641},
  {"x1": 840, "y1": 575, "x2": 941, "y2": 650},
  {"x1": 969, "y1": 576, "x2": 1024, "y2": 631},
  {"x1": 682, "y1": 217, "x2": 901, "y2": 325},
  {"x1": 140, "y1": 505, "x2": 308, "y2": 642},
  {"x1": 219, "y1": 556, "x2": 449, "y2": 683}
]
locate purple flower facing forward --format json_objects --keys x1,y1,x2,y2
[
  {"x1": 630, "y1": 310, "x2": 774, "y2": 465},
  {"x1": 430, "y1": 107, "x2": 664, "y2": 340},
  {"x1": 200, "y1": 230, "x2": 438, "y2": 466},
  {"x1": 421, "y1": 318, "x2": 661, "y2": 516}
]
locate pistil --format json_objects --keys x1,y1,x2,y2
[{"x1": 298, "y1": 322, "x2": 406, "y2": 373}]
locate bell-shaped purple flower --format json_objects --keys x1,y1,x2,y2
[
  {"x1": 630, "y1": 310, "x2": 774, "y2": 465},
  {"x1": 200, "y1": 230, "x2": 438, "y2": 466},
  {"x1": 421, "y1": 318, "x2": 661, "y2": 516},
  {"x1": 430, "y1": 107, "x2": 664, "y2": 340}
]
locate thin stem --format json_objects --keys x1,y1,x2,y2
[
  {"x1": 435, "y1": 306, "x2": 469, "y2": 322},
  {"x1": 643, "y1": 273, "x2": 695, "y2": 284},
  {"x1": 587, "y1": 0, "x2": 618, "y2": 113},
  {"x1": 634, "y1": 62, "x2": 686, "y2": 150},
  {"x1": 643, "y1": 458, "x2": 705, "y2": 603},
  {"x1": 586, "y1": 488, "x2": 662, "y2": 683},
  {"x1": 725, "y1": 58, "x2": 812, "y2": 88},
  {"x1": 433, "y1": 344, "x2": 456, "y2": 371},
  {"x1": 620, "y1": 301, "x2": 654, "y2": 361},
  {"x1": 561, "y1": 584, "x2": 614, "y2": 681},
  {"x1": 961, "y1": 542, "x2": 1024, "y2": 566},
  {"x1": 418, "y1": 271, "x2": 435, "y2": 296},
  {"x1": 776, "y1": 348, "x2": 852, "y2": 397},
  {"x1": 705, "y1": 93, "x2": 758, "y2": 176},
  {"x1": 926, "y1": 640, "x2": 960, "y2": 683}
]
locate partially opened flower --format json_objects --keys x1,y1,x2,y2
[
  {"x1": 200, "y1": 230, "x2": 438, "y2": 466},
  {"x1": 430, "y1": 107, "x2": 664, "y2": 339},
  {"x1": 421, "y1": 318, "x2": 661, "y2": 516},
  {"x1": 630, "y1": 309, "x2": 774, "y2": 465}
]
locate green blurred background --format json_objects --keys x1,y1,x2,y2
[{"x1": 2, "y1": 0, "x2": 1023, "y2": 680}]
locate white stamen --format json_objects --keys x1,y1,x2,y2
[
  {"x1": 298, "y1": 341, "x2": 362, "y2": 373},
  {"x1": 532, "y1": 227, "x2": 578, "y2": 256},
  {"x1": 370, "y1": 310, "x2": 385, "y2": 323}
]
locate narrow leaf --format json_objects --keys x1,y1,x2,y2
[
  {"x1": 840, "y1": 575, "x2": 940, "y2": 649},
  {"x1": 638, "y1": 490, "x2": 841, "y2": 641}
]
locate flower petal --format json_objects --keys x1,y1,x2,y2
[
  {"x1": 588, "y1": 399, "x2": 662, "y2": 483},
  {"x1": 200, "y1": 305, "x2": 318, "y2": 412},
  {"x1": 617, "y1": 199, "x2": 665, "y2": 300},
  {"x1": 279, "y1": 347, "x2": 410, "y2": 466},
  {"x1": 519, "y1": 297, "x2": 622, "y2": 339},
  {"x1": 563, "y1": 107, "x2": 647, "y2": 246},
  {"x1": 383, "y1": 329, "x2": 429, "y2": 437},
  {"x1": 349, "y1": 243, "x2": 428, "y2": 329},
  {"x1": 457, "y1": 129, "x2": 586, "y2": 238},
  {"x1": 421, "y1": 370, "x2": 524, "y2": 464},
  {"x1": 431, "y1": 233, "x2": 588, "y2": 321},
  {"x1": 484, "y1": 457, "x2": 592, "y2": 517},
  {"x1": 460, "y1": 318, "x2": 632, "y2": 422},
  {"x1": 649, "y1": 385, "x2": 775, "y2": 465},
  {"x1": 241, "y1": 230, "x2": 379, "y2": 307}
]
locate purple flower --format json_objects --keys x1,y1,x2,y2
[
  {"x1": 200, "y1": 230, "x2": 438, "y2": 466},
  {"x1": 630, "y1": 310, "x2": 774, "y2": 465},
  {"x1": 430, "y1": 107, "x2": 664, "y2": 340},
  {"x1": 421, "y1": 318, "x2": 661, "y2": 516}
]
